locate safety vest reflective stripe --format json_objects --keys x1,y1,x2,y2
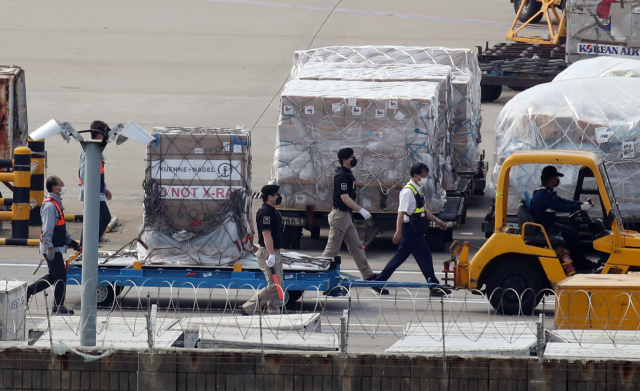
[
  {"x1": 42, "y1": 197, "x2": 65, "y2": 226},
  {"x1": 78, "y1": 160, "x2": 105, "y2": 185},
  {"x1": 403, "y1": 184, "x2": 425, "y2": 214}
]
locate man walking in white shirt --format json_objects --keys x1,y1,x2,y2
[{"x1": 375, "y1": 163, "x2": 448, "y2": 295}]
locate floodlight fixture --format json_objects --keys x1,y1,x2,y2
[
  {"x1": 29, "y1": 119, "x2": 82, "y2": 142},
  {"x1": 108, "y1": 122, "x2": 155, "y2": 145}
]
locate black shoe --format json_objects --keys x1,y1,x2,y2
[
  {"x1": 430, "y1": 288, "x2": 451, "y2": 297},
  {"x1": 52, "y1": 306, "x2": 74, "y2": 316},
  {"x1": 239, "y1": 307, "x2": 250, "y2": 316},
  {"x1": 365, "y1": 273, "x2": 379, "y2": 281},
  {"x1": 372, "y1": 287, "x2": 389, "y2": 295}
]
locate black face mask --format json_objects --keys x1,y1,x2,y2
[
  {"x1": 350, "y1": 157, "x2": 358, "y2": 168},
  {"x1": 275, "y1": 195, "x2": 282, "y2": 205}
]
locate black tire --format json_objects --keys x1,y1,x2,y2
[
  {"x1": 289, "y1": 226, "x2": 303, "y2": 249},
  {"x1": 282, "y1": 290, "x2": 304, "y2": 309},
  {"x1": 96, "y1": 285, "x2": 122, "y2": 307},
  {"x1": 508, "y1": 86, "x2": 528, "y2": 92},
  {"x1": 485, "y1": 231, "x2": 493, "y2": 239},
  {"x1": 514, "y1": 0, "x2": 543, "y2": 23},
  {"x1": 481, "y1": 85, "x2": 502, "y2": 102},
  {"x1": 485, "y1": 261, "x2": 546, "y2": 315},
  {"x1": 310, "y1": 226, "x2": 321, "y2": 240}
]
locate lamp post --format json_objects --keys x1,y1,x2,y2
[{"x1": 30, "y1": 119, "x2": 154, "y2": 346}]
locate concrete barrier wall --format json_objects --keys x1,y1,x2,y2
[{"x1": 0, "y1": 346, "x2": 632, "y2": 390}]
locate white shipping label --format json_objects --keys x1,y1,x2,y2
[
  {"x1": 352, "y1": 106, "x2": 362, "y2": 116},
  {"x1": 634, "y1": 6, "x2": 640, "y2": 14},
  {"x1": 623, "y1": 141, "x2": 635, "y2": 158},
  {"x1": 394, "y1": 111, "x2": 405, "y2": 121},
  {"x1": 595, "y1": 127, "x2": 613, "y2": 143},
  {"x1": 295, "y1": 194, "x2": 305, "y2": 203},
  {"x1": 194, "y1": 148, "x2": 204, "y2": 154},
  {"x1": 159, "y1": 185, "x2": 243, "y2": 200},
  {"x1": 305, "y1": 106, "x2": 315, "y2": 115},
  {"x1": 233, "y1": 144, "x2": 242, "y2": 153},
  {"x1": 348, "y1": 99, "x2": 357, "y2": 107},
  {"x1": 387, "y1": 170, "x2": 397, "y2": 179},
  {"x1": 223, "y1": 142, "x2": 231, "y2": 152},
  {"x1": 283, "y1": 105, "x2": 293, "y2": 115},
  {"x1": 150, "y1": 159, "x2": 242, "y2": 180},
  {"x1": 332, "y1": 103, "x2": 341, "y2": 112},
  {"x1": 363, "y1": 199, "x2": 371, "y2": 208},
  {"x1": 375, "y1": 109, "x2": 384, "y2": 118},
  {"x1": 388, "y1": 100, "x2": 398, "y2": 109}
]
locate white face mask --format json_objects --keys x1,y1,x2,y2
[
  {"x1": 417, "y1": 176, "x2": 428, "y2": 188},
  {"x1": 58, "y1": 185, "x2": 67, "y2": 196}
]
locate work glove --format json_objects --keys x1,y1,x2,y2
[
  {"x1": 45, "y1": 247, "x2": 55, "y2": 261},
  {"x1": 266, "y1": 254, "x2": 277, "y2": 267},
  {"x1": 68, "y1": 240, "x2": 80, "y2": 251},
  {"x1": 359, "y1": 208, "x2": 372, "y2": 220},
  {"x1": 581, "y1": 202, "x2": 592, "y2": 211}
]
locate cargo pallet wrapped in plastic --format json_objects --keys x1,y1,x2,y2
[
  {"x1": 291, "y1": 46, "x2": 482, "y2": 178},
  {"x1": 490, "y1": 77, "x2": 640, "y2": 220},
  {"x1": 566, "y1": 0, "x2": 640, "y2": 64},
  {"x1": 272, "y1": 79, "x2": 446, "y2": 213},
  {"x1": 296, "y1": 62, "x2": 461, "y2": 189},
  {"x1": 138, "y1": 127, "x2": 252, "y2": 266}
]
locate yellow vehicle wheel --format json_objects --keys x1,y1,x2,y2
[{"x1": 485, "y1": 261, "x2": 546, "y2": 315}]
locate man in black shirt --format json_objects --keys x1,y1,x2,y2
[
  {"x1": 322, "y1": 148, "x2": 376, "y2": 280},
  {"x1": 241, "y1": 184, "x2": 285, "y2": 315}
]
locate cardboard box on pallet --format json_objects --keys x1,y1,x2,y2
[
  {"x1": 145, "y1": 127, "x2": 251, "y2": 232},
  {"x1": 291, "y1": 46, "x2": 483, "y2": 183},
  {"x1": 273, "y1": 79, "x2": 447, "y2": 213}
]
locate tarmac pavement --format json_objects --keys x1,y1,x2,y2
[{"x1": 0, "y1": 0, "x2": 545, "y2": 337}]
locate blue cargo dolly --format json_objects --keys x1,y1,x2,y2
[{"x1": 66, "y1": 257, "x2": 448, "y2": 307}]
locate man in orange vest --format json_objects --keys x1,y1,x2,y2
[
  {"x1": 78, "y1": 120, "x2": 112, "y2": 243},
  {"x1": 27, "y1": 176, "x2": 80, "y2": 315}
]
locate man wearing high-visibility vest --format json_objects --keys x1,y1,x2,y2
[
  {"x1": 78, "y1": 120, "x2": 112, "y2": 243},
  {"x1": 375, "y1": 163, "x2": 449, "y2": 296},
  {"x1": 27, "y1": 176, "x2": 80, "y2": 315}
]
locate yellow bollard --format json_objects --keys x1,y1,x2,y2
[
  {"x1": 12, "y1": 146, "x2": 31, "y2": 239},
  {"x1": 28, "y1": 138, "x2": 45, "y2": 226}
]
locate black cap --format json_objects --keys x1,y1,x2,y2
[
  {"x1": 261, "y1": 184, "x2": 280, "y2": 196},
  {"x1": 541, "y1": 166, "x2": 564, "y2": 178},
  {"x1": 337, "y1": 148, "x2": 354, "y2": 161}
]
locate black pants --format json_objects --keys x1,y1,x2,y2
[
  {"x1": 553, "y1": 223, "x2": 589, "y2": 270},
  {"x1": 376, "y1": 226, "x2": 439, "y2": 284},
  {"x1": 27, "y1": 252, "x2": 67, "y2": 307},
  {"x1": 80, "y1": 200, "x2": 111, "y2": 246}
]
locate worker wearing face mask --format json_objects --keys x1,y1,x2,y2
[
  {"x1": 241, "y1": 184, "x2": 285, "y2": 315},
  {"x1": 322, "y1": 148, "x2": 377, "y2": 282},
  {"x1": 27, "y1": 176, "x2": 80, "y2": 315},
  {"x1": 375, "y1": 163, "x2": 448, "y2": 296}
]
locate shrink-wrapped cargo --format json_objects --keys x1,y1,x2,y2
[
  {"x1": 566, "y1": 0, "x2": 640, "y2": 64},
  {"x1": 138, "y1": 127, "x2": 252, "y2": 266},
  {"x1": 291, "y1": 46, "x2": 482, "y2": 175},
  {"x1": 272, "y1": 79, "x2": 446, "y2": 213},
  {"x1": 490, "y1": 77, "x2": 640, "y2": 217}
]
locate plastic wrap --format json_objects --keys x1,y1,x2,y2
[
  {"x1": 273, "y1": 79, "x2": 446, "y2": 213},
  {"x1": 138, "y1": 127, "x2": 252, "y2": 266},
  {"x1": 291, "y1": 46, "x2": 482, "y2": 174},
  {"x1": 490, "y1": 77, "x2": 640, "y2": 213},
  {"x1": 566, "y1": 0, "x2": 640, "y2": 64},
  {"x1": 554, "y1": 56, "x2": 640, "y2": 80},
  {"x1": 297, "y1": 62, "x2": 453, "y2": 140}
]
